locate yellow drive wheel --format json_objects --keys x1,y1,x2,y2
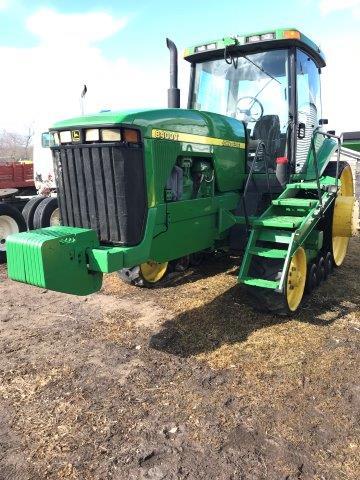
[
  {"x1": 286, "y1": 247, "x2": 307, "y2": 312},
  {"x1": 140, "y1": 261, "x2": 169, "y2": 283},
  {"x1": 332, "y1": 165, "x2": 355, "y2": 266}
]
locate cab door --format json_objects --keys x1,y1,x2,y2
[{"x1": 295, "y1": 49, "x2": 323, "y2": 174}]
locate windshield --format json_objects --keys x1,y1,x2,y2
[
  {"x1": 191, "y1": 49, "x2": 290, "y2": 137},
  {"x1": 191, "y1": 49, "x2": 291, "y2": 171}
]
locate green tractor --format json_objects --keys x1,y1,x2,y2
[
  {"x1": 343, "y1": 132, "x2": 360, "y2": 153},
  {"x1": 6, "y1": 28, "x2": 357, "y2": 314}
]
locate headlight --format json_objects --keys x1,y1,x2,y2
[
  {"x1": 246, "y1": 33, "x2": 274, "y2": 43},
  {"x1": 195, "y1": 43, "x2": 217, "y2": 52},
  {"x1": 101, "y1": 128, "x2": 121, "y2": 142},
  {"x1": 247, "y1": 35, "x2": 261, "y2": 43},
  {"x1": 59, "y1": 131, "x2": 71, "y2": 143},
  {"x1": 261, "y1": 32, "x2": 275, "y2": 41},
  {"x1": 85, "y1": 128, "x2": 100, "y2": 142}
]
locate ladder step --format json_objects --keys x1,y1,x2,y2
[
  {"x1": 249, "y1": 246, "x2": 288, "y2": 259},
  {"x1": 292, "y1": 181, "x2": 320, "y2": 190},
  {"x1": 241, "y1": 277, "x2": 279, "y2": 289},
  {"x1": 258, "y1": 230, "x2": 293, "y2": 244},
  {"x1": 254, "y1": 215, "x2": 303, "y2": 229},
  {"x1": 272, "y1": 198, "x2": 318, "y2": 208}
]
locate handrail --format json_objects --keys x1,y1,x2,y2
[
  {"x1": 242, "y1": 140, "x2": 268, "y2": 234},
  {"x1": 310, "y1": 136, "x2": 323, "y2": 209}
]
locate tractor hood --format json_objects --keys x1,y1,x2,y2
[{"x1": 51, "y1": 108, "x2": 246, "y2": 144}]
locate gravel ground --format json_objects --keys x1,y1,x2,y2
[{"x1": 0, "y1": 239, "x2": 359, "y2": 480}]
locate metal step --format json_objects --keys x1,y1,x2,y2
[
  {"x1": 292, "y1": 181, "x2": 322, "y2": 189},
  {"x1": 253, "y1": 215, "x2": 304, "y2": 229},
  {"x1": 241, "y1": 277, "x2": 279, "y2": 289},
  {"x1": 272, "y1": 198, "x2": 318, "y2": 208},
  {"x1": 258, "y1": 230, "x2": 293, "y2": 244},
  {"x1": 249, "y1": 246, "x2": 288, "y2": 259}
]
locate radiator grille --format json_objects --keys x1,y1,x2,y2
[{"x1": 53, "y1": 144, "x2": 147, "y2": 246}]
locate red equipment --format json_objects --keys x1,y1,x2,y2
[{"x1": 0, "y1": 162, "x2": 34, "y2": 190}]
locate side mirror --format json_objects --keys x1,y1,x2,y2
[
  {"x1": 298, "y1": 122, "x2": 306, "y2": 139},
  {"x1": 319, "y1": 118, "x2": 328, "y2": 125},
  {"x1": 41, "y1": 132, "x2": 50, "y2": 148},
  {"x1": 327, "y1": 130, "x2": 336, "y2": 135}
]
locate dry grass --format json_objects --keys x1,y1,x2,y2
[{"x1": 1, "y1": 240, "x2": 360, "y2": 479}]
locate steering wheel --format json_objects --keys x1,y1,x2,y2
[{"x1": 235, "y1": 96, "x2": 264, "y2": 123}]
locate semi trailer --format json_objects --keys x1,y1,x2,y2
[
  {"x1": 21, "y1": 129, "x2": 59, "y2": 231},
  {"x1": 0, "y1": 129, "x2": 60, "y2": 264},
  {"x1": 6, "y1": 28, "x2": 357, "y2": 314},
  {"x1": 0, "y1": 161, "x2": 34, "y2": 262}
]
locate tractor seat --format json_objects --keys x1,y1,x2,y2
[{"x1": 250, "y1": 115, "x2": 281, "y2": 171}]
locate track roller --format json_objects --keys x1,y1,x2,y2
[
  {"x1": 317, "y1": 256, "x2": 325, "y2": 285},
  {"x1": 246, "y1": 247, "x2": 307, "y2": 315},
  {"x1": 324, "y1": 251, "x2": 333, "y2": 279},
  {"x1": 305, "y1": 262, "x2": 318, "y2": 294}
]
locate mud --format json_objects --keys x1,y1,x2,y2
[{"x1": 0, "y1": 240, "x2": 359, "y2": 479}]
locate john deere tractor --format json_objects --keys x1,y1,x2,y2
[{"x1": 6, "y1": 28, "x2": 357, "y2": 314}]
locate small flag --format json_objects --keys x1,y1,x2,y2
[{"x1": 81, "y1": 84, "x2": 87, "y2": 98}]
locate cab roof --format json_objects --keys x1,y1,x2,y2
[{"x1": 184, "y1": 28, "x2": 326, "y2": 68}]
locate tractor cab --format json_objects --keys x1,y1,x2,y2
[{"x1": 184, "y1": 29, "x2": 326, "y2": 181}]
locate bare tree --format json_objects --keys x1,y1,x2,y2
[
  {"x1": 0, "y1": 128, "x2": 34, "y2": 163},
  {"x1": 23, "y1": 125, "x2": 34, "y2": 160}
]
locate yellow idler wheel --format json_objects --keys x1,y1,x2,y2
[
  {"x1": 140, "y1": 261, "x2": 169, "y2": 283},
  {"x1": 286, "y1": 247, "x2": 307, "y2": 312},
  {"x1": 338, "y1": 164, "x2": 353, "y2": 196},
  {"x1": 332, "y1": 165, "x2": 355, "y2": 266}
]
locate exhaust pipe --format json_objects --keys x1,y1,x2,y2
[{"x1": 166, "y1": 38, "x2": 180, "y2": 108}]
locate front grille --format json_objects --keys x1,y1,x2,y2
[{"x1": 53, "y1": 143, "x2": 147, "y2": 246}]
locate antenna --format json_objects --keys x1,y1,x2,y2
[{"x1": 80, "y1": 84, "x2": 87, "y2": 115}]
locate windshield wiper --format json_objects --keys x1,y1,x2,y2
[
  {"x1": 252, "y1": 77, "x2": 275, "y2": 102},
  {"x1": 239, "y1": 55, "x2": 282, "y2": 113},
  {"x1": 241, "y1": 54, "x2": 281, "y2": 85}
]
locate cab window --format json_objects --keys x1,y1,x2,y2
[{"x1": 295, "y1": 50, "x2": 322, "y2": 172}]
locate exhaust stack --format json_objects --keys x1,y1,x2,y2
[{"x1": 166, "y1": 38, "x2": 180, "y2": 108}]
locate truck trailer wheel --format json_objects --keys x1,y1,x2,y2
[
  {"x1": 22, "y1": 195, "x2": 46, "y2": 230},
  {"x1": 0, "y1": 203, "x2": 26, "y2": 264},
  {"x1": 33, "y1": 197, "x2": 60, "y2": 229}
]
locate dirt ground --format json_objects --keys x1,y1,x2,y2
[{"x1": 0, "y1": 239, "x2": 359, "y2": 480}]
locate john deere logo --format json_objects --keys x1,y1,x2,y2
[{"x1": 71, "y1": 130, "x2": 81, "y2": 142}]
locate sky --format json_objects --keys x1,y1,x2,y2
[{"x1": 0, "y1": 0, "x2": 359, "y2": 135}]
